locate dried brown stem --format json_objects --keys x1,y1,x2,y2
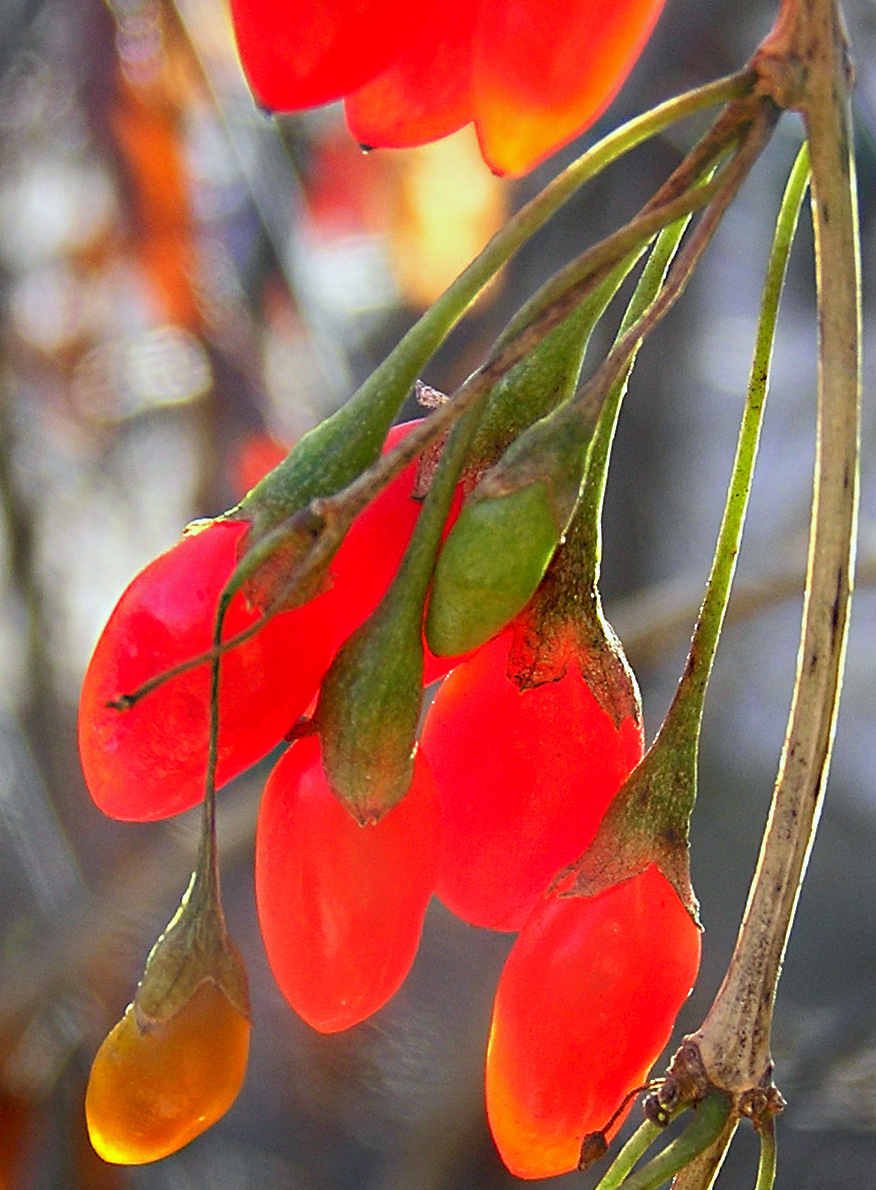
[{"x1": 688, "y1": 0, "x2": 860, "y2": 1096}]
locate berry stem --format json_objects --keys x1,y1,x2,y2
[
  {"x1": 554, "y1": 127, "x2": 803, "y2": 916},
  {"x1": 647, "y1": 140, "x2": 809, "y2": 802},
  {"x1": 689, "y1": 0, "x2": 860, "y2": 1096},
  {"x1": 754, "y1": 1120, "x2": 778, "y2": 1190},
  {"x1": 615, "y1": 1092, "x2": 733, "y2": 1190},
  {"x1": 239, "y1": 73, "x2": 757, "y2": 544},
  {"x1": 591, "y1": 1118, "x2": 670, "y2": 1190},
  {"x1": 109, "y1": 110, "x2": 765, "y2": 719},
  {"x1": 665, "y1": 1119, "x2": 739, "y2": 1190}
]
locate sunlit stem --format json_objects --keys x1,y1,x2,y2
[
  {"x1": 573, "y1": 210, "x2": 696, "y2": 591},
  {"x1": 657, "y1": 142, "x2": 810, "y2": 752},
  {"x1": 591, "y1": 1118, "x2": 673, "y2": 1190},
  {"x1": 613, "y1": 1092, "x2": 733, "y2": 1190},
  {"x1": 668, "y1": 1119, "x2": 739, "y2": 1190},
  {"x1": 754, "y1": 1121, "x2": 777, "y2": 1190},
  {"x1": 109, "y1": 137, "x2": 760, "y2": 715},
  {"x1": 186, "y1": 596, "x2": 229, "y2": 926}
]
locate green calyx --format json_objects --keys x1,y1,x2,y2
[
  {"x1": 551, "y1": 705, "x2": 701, "y2": 922},
  {"x1": 317, "y1": 402, "x2": 485, "y2": 823},
  {"x1": 221, "y1": 75, "x2": 748, "y2": 617},
  {"x1": 133, "y1": 861, "x2": 251, "y2": 1028},
  {"x1": 506, "y1": 583, "x2": 642, "y2": 728},
  {"x1": 426, "y1": 393, "x2": 600, "y2": 657},
  {"x1": 316, "y1": 603, "x2": 423, "y2": 825},
  {"x1": 425, "y1": 481, "x2": 565, "y2": 657},
  {"x1": 465, "y1": 250, "x2": 645, "y2": 478}
]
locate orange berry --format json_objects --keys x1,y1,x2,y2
[{"x1": 85, "y1": 982, "x2": 250, "y2": 1165}]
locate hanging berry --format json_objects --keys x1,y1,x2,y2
[
  {"x1": 255, "y1": 736, "x2": 441, "y2": 1032},
  {"x1": 230, "y1": 0, "x2": 667, "y2": 175},
  {"x1": 420, "y1": 620, "x2": 643, "y2": 930},
  {"x1": 485, "y1": 864, "x2": 701, "y2": 1178},
  {"x1": 86, "y1": 982, "x2": 251, "y2": 1165},
  {"x1": 78, "y1": 423, "x2": 426, "y2": 822}
]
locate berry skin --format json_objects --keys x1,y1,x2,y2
[
  {"x1": 78, "y1": 422, "x2": 432, "y2": 824},
  {"x1": 78, "y1": 519, "x2": 337, "y2": 822},
  {"x1": 485, "y1": 864, "x2": 701, "y2": 1179},
  {"x1": 255, "y1": 735, "x2": 441, "y2": 1032},
  {"x1": 85, "y1": 982, "x2": 251, "y2": 1165},
  {"x1": 419, "y1": 629, "x2": 644, "y2": 930}
]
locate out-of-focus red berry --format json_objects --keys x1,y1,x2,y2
[{"x1": 230, "y1": 0, "x2": 666, "y2": 175}]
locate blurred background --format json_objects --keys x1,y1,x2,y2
[{"x1": 0, "y1": 0, "x2": 875, "y2": 1186}]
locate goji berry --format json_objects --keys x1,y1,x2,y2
[
  {"x1": 78, "y1": 423, "x2": 434, "y2": 822},
  {"x1": 79, "y1": 518, "x2": 336, "y2": 821},
  {"x1": 85, "y1": 982, "x2": 250, "y2": 1164},
  {"x1": 419, "y1": 628, "x2": 643, "y2": 929},
  {"x1": 255, "y1": 735, "x2": 440, "y2": 1032},
  {"x1": 231, "y1": 0, "x2": 667, "y2": 175},
  {"x1": 485, "y1": 863, "x2": 701, "y2": 1178}
]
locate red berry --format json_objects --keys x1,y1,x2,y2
[
  {"x1": 229, "y1": 0, "x2": 426, "y2": 110},
  {"x1": 486, "y1": 864, "x2": 701, "y2": 1179},
  {"x1": 79, "y1": 519, "x2": 337, "y2": 821},
  {"x1": 419, "y1": 630, "x2": 644, "y2": 929},
  {"x1": 255, "y1": 735, "x2": 440, "y2": 1032},
  {"x1": 79, "y1": 422, "x2": 446, "y2": 823},
  {"x1": 326, "y1": 421, "x2": 424, "y2": 650}
]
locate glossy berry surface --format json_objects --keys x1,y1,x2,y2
[
  {"x1": 85, "y1": 982, "x2": 251, "y2": 1165},
  {"x1": 256, "y1": 735, "x2": 441, "y2": 1033},
  {"x1": 419, "y1": 629, "x2": 644, "y2": 929},
  {"x1": 231, "y1": 0, "x2": 667, "y2": 176},
  {"x1": 486, "y1": 864, "x2": 701, "y2": 1179},
  {"x1": 79, "y1": 519, "x2": 336, "y2": 822}
]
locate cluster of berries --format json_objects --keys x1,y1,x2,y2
[{"x1": 79, "y1": 418, "x2": 699, "y2": 1178}]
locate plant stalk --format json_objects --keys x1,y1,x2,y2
[{"x1": 690, "y1": 0, "x2": 860, "y2": 1094}]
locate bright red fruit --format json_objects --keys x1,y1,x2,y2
[
  {"x1": 418, "y1": 630, "x2": 644, "y2": 930},
  {"x1": 255, "y1": 735, "x2": 440, "y2": 1032},
  {"x1": 486, "y1": 864, "x2": 701, "y2": 1179},
  {"x1": 79, "y1": 519, "x2": 336, "y2": 822},
  {"x1": 228, "y1": 0, "x2": 426, "y2": 110},
  {"x1": 230, "y1": 0, "x2": 666, "y2": 176},
  {"x1": 326, "y1": 421, "x2": 423, "y2": 650}
]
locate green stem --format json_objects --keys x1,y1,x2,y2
[
  {"x1": 592, "y1": 1119, "x2": 667, "y2": 1190},
  {"x1": 111, "y1": 128, "x2": 758, "y2": 715},
  {"x1": 555, "y1": 133, "x2": 804, "y2": 915},
  {"x1": 243, "y1": 73, "x2": 756, "y2": 535},
  {"x1": 668, "y1": 1120, "x2": 739, "y2": 1190},
  {"x1": 661, "y1": 142, "x2": 810, "y2": 748},
  {"x1": 574, "y1": 210, "x2": 696, "y2": 591},
  {"x1": 617, "y1": 1093, "x2": 733, "y2": 1190},
  {"x1": 754, "y1": 1122, "x2": 777, "y2": 1190}
]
